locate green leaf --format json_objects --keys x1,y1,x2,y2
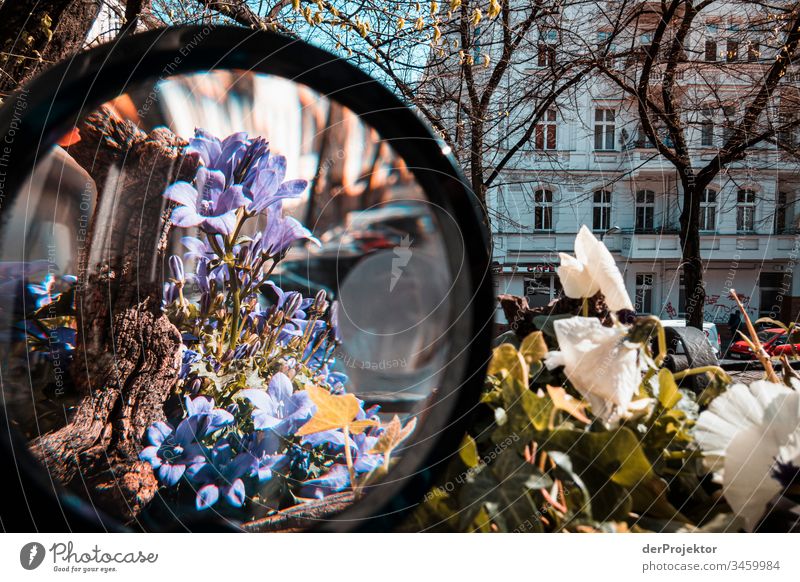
[
  {"x1": 657, "y1": 368, "x2": 682, "y2": 409},
  {"x1": 755, "y1": 316, "x2": 788, "y2": 331},
  {"x1": 520, "y1": 331, "x2": 548, "y2": 365},
  {"x1": 458, "y1": 459, "x2": 544, "y2": 532},
  {"x1": 499, "y1": 377, "x2": 552, "y2": 435},
  {"x1": 547, "y1": 428, "x2": 654, "y2": 488},
  {"x1": 488, "y1": 344, "x2": 528, "y2": 387},
  {"x1": 459, "y1": 434, "x2": 480, "y2": 468}
]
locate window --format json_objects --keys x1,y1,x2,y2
[
  {"x1": 737, "y1": 189, "x2": 756, "y2": 232},
  {"x1": 722, "y1": 105, "x2": 736, "y2": 144},
  {"x1": 759, "y1": 272, "x2": 786, "y2": 318},
  {"x1": 635, "y1": 273, "x2": 654, "y2": 314},
  {"x1": 726, "y1": 40, "x2": 739, "y2": 62},
  {"x1": 700, "y1": 108, "x2": 714, "y2": 147},
  {"x1": 594, "y1": 108, "x2": 616, "y2": 150},
  {"x1": 532, "y1": 189, "x2": 553, "y2": 231},
  {"x1": 538, "y1": 29, "x2": 557, "y2": 67},
  {"x1": 537, "y1": 43, "x2": 556, "y2": 67},
  {"x1": 700, "y1": 188, "x2": 717, "y2": 231},
  {"x1": 635, "y1": 124, "x2": 655, "y2": 148},
  {"x1": 534, "y1": 109, "x2": 557, "y2": 150},
  {"x1": 524, "y1": 274, "x2": 562, "y2": 308},
  {"x1": 747, "y1": 41, "x2": 760, "y2": 62},
  {"x1": 778, "y1": 112, "x2": 798, "y2": 148},
  {"x1": 593, "y1": 190, "x2": 612, "y2": 231},
  {"x1": 775, "y1": 191, "x2": 789, "y2": 234},
  {"x1": 635, "y1": 190, "x2": 655, "y2": 231},
  {"x1": 705, "y1": 40, "x2": 717, "y2": 62}
]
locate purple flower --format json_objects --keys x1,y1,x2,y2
[
  {"x1": 238, "y1": 372, "x2": 314, "y2": 436},
  {"x1": 164, "y1": 167, "x2": 248, "y2": 235},
  {"x1": 254, "y1": 208, "x2": 320, "y2": 257},
  {"x1": 179, "y1": 349, "x2": 200, "y2": 379},
  {"x1": 139, "y1": 421, "x2": 206, "y2": 487},
  {"x1": 187, "y1": 439, "x2": 257, "y2": 510},
  {"x1": 246, "y1": 154, "x2": 308, "y2": 213},
  {"x1": 187, "y1": 130, "x2": 249, "y2": 184},
  {"x1": 263, "y1": 282, "x2": 313, "y2": 319},
  {"x1": 247, "y1": 432, "x2": 286, "y2": 482},
  {"x1": 299, "y1": 464, "x2": 351, "y2": 499},
  {"x1": 175, "y1": 396, "x2": 235, "y2": 444},
  {"x1": 180, "y1": 236, "x2": 217, "y2": 262}
]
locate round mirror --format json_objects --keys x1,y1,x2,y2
[{"x1": 0, "y1": 27, "x2": 492, "y2": 532}]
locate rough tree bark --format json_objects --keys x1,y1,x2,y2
[
  {"x1": 0, "y1": 0, "x2": 101, "y2": 94},
  {"x1": 30, "y1": 108, "x2": 197, "y2": 522}
]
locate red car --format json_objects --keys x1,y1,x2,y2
[
  {"x1": 727, "y1": 328, "x2": 785, "y2": 360},
  {"x1": 768, "y1": 334, "x2": 800, "y2": 357}
]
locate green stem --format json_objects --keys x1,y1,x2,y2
[
  {"x1": 229, "y1": 276, "x2": 241, "y2": 351},
  {"x1": 581, "y1": 297, "x2": 588, "y2": 317},
  {"x1": 654, "y1": 322, "x2": 667, "y2": 368}
]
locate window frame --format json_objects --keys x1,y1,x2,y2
[
  {"x1": 532, "y1": 188, "x2": 554, "y2": 231},
  {"x1": 635, "y1": 273, "x2": 655, "y2": 314},
  {"x1": 737, "y1": 188, "x2": 756, "y2": 232},
  {"x1": 700, "y1": 188, "x2": 717, "y2": 231},
  {"x1": 594, "y1": 108, "x2": 616, "y2": 151},
  {"x1": 635, "y1": 189, "x2": 656, "y2": 231},
  {"x1": 534, "y1": 108, "x2": 558, "y2": 150},
  {"x1": 726, "y1": 39, "x2": 739, "y2": 62},
  {"x1": 704, "y1": 39, "x2": 718, "y2": 62},
  {"x1": 775, "y1": 191, "x2": 789, "y2": 234},
  {"x1": 593, "y1": 189, "x2": 612, "y2": 232}
]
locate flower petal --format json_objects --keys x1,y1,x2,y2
[
  {"x1": 158, "y1": 462, "x2": 186, "y2": 487},
  {"x1": 171, "y1": 205, "x2": 204, "y2": 228},
  {"x1": 268, "y1": 372, "x2": 293, "y2": 403},
  {"x1": 146, "y1": 421, "x2": 173, "y2": 446},
  {"x1": 196, "y1": 484, "x2": 220, "y2": 510},
  {"x1": 163, "y1": 182, "x2": 198, "y2": 208},
  {"x1": 556, "y1": 252, "x2": 597, "y2": 299},
  {"x1": 575, "y1": 225, "x2": 633, "y2": 311},
  {"x1": 223, "y1": 479, "x2": 247, "y2": 507},
  {"x1": 139, "y1": 446, "x2": 162, "y2": 469},
  {"x1": 202, "y1": 210, "x2": 238, "y2": 236}
]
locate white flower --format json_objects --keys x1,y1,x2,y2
[
  {"x1": 557, "y1": 225, "x2": 633, "y2": 312},
  {"x1": 544, "y1": 316, "x2": 644, "y2": 423},
  {"x1": 695, "y1": 380, "x2": 800, "y2": 531}
]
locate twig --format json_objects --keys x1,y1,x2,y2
[{"x1": 729, "y1": 288, "x2": 779, "y2": 383}]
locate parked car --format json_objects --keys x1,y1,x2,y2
[
  {"x1": 268, "y1": 202, "x2": 437, "y2": 299},
  {"x1": 727, "y1": 327, "x2": 785, "y2": 360},
  {"x1": 660, "y1": 319, "x2": 721, "y2": 358}
]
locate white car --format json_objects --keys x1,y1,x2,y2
[{"x1": 659, "y1": 319, "x2": 721, "y2": 358}]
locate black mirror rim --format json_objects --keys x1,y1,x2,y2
[{"x1": 0, "y1": 25, "x2": 494, "y2": 532}]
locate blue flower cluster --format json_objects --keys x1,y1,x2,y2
[{"x1": 142, "y1": 130, "x2": 389, "y2": 514}]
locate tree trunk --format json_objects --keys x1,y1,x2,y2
[
  {"x1": 470, "y1": 119, "x2": 486, "y2": 208},
  {"x1": 679, "y1": 178, "x2": 707, "y2": 329},
  {"x1": 0, "y1": 0, "x2": 101, "y2": 94},
  {"x1": 30, "y1": 108, "x2": 197, "y2": 522}
]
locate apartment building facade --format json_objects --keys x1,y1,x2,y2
[{"x1": 487, "y1": 2, "x2": 800, "y2": 325}]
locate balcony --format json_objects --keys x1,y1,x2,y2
[
  {"x1": 620, "y1": 230, "x2": 681, "y2": 259},
  {"x1": 620, "y1": 231, "x2": 800, "y2": 260}
]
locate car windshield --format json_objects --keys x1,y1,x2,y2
[{"x1": 758, "y1": 330, "x2": 782, "y2": 342}]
